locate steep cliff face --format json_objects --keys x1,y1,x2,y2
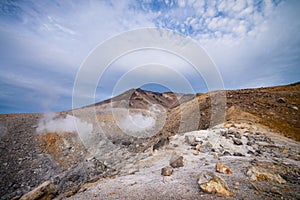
[{"x1": 0, "y1": 82, "x2": 299, "y2": 199}]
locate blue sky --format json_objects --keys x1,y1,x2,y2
[{"x1": 0, "y1": 0, "x2": 299, "y2": 113}]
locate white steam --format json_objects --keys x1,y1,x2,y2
[
  {"x1": 149, "y1": 104, "x2": 162, "y2": 113},
  {"x1": 130, "y1": 113, "x2": 155, "y2": 130},
  {"x1": 113, "y1": 108, "x2": 157, "y2": 137},
  {"x1": 120, "y1": 113, "x2": 155, "y2": 132},
  {"x1": 36, "y1": 113, "x2": 93, "y2": 135}
]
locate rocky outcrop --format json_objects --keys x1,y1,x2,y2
[
  {"x1": 246, "y1": 166, "x2": 287, "y2": 184},
  {"x1": 19, "y1": 181, "x2": 57, "y2": 200},
  {"x1": 197, "y1": 171, "x2": 233, "y2": 196}
]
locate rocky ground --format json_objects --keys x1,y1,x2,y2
[
  {"x1": 0, "y1": 82, "x2": 299, "y2": 199},
  {"x1": 0, "y1": 114, "x2": 117, "y2": 200},
  {"x1": 66, "y1": 122, "x2": 300, "y2": 200}
]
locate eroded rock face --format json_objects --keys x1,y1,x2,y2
[
  {"x1": 19, "y1": 181, "x2": 57, "y2": 200},
  {"x1": 197, "y1": 171, "x2": 233, "y2": 196},
  {"x1": 246, "y1": 166, "x2": 286, "y2": 184},
  {"x1": 216, "y1": 162, "x2": 233, "y2": 174}
]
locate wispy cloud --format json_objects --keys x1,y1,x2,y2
[
  {"x1": 0, "y1": 0, "x2": 299, "y2": 113},
  {"x1": 131, "y1": 0, "x2": 284, "y2": 42}
]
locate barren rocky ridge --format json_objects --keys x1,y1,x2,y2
[{"x1": 0, "y1": 82, "x2": 299, "y2": 199}]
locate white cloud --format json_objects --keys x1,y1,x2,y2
[
  {"x1": 264, "y1": 0, "x2": 276, "y2": 15},
  {"x1": 1, "y1": 0, "x2": 299, "y2": 113},
  {"x1": 233, "y1": 22, "x2": 247, "y2": 36},
  {"x1": 178, "y1": 0, "x2": 186, "y2": 8},
  {"x1": 0, "y1": 70, "x2": 70, "y2": 96},
  {"x1": 232, "y1": 0, "x2": 247, "y2": 12},
  {"x1": 191, "y1": 0, "x2": 205, "y2": 15},
  {"x1": 202, "y1": 0, "x2": 300, "y2": 89},
  {"x1": 238, "y1": 6, "x2": 254, "y2": 17},
  {"x1": 217, "y1": 0, "x2": 235, "y2": 13}
]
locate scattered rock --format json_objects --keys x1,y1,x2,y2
[
  {"x1": 250, "y1": 182, "x2": 263, "y2": 192},
  {"x1": 222, "y1": 151, "x2": 232, "y2": 156},
  {"x1": 93, "y1": 194, "x2": 98, "y2": 198},
  {"x1": 193, "y1": 150, "x2": 200, "y2": 156},
  {"x1": 195, "y1": 137, "x2": 202, "y2": 142},
  {"x1": 282, "y1": 149, "x2": 290, "y2": 154},
  {"x1": 213, "y1": 153, "x2": 219, "y2": 159},
  {"x1": 247, "y1": 141, "x2": 254, "y2": 146},
  {"x1": 276, "y1": 98, "x2": 285, "y2": 103},
  {"x1": 200, "y1": 142, "x2": 213, "y2": 153},
  {"x1": 216, "y1": 162, "x2": 233, "y2": 174},
  {"x1": 233, "y1": 182, "x2": 239, "y2": 190},
  {"x1": 255, "y1": 149, "x2": 262, "y2": 155},
  {"x1": 169, "y1": 155, "x2": 184, "y2": 168},
  {"x1": 292, "y1": 106, "x2": 298, "y2": 110},
  {"x1": 228, "y1": 128, "x2": 235, "y2": 135},
  {"x1": 246, "y1": 166, "x2": 286, "y2": 184},
  {"x1": 195, "y1": 143, "x2": 202, "y2": 150},
  {"x1": 247, "y1": 150, "x2": 254, "y2": 155},
  {"x1": 234, "y1": 132, "x2": 241, "y2": 139},
  {"x1": 197, "y1": 171, "x2": 233, "y2": 196},
  {"x1": 287, "y1": 104, "x2": 298, "y2": 110},
  {"x1": 121, "y1": 141, "x2": 131, "y2": 146},
  {"x1": 185, "y1": 135, "x2": 196, "y2": 145},
  {"x1": 220, "y1": 129, "x2": 227, "y2": 137},
  {"x1": 161, "y1": 166, "x2": 173, "y2": 176},
  {"x1": 20, "y1": 181, "x2": 57, "y2": 200},
  {"x1": 130, "y1": 181, "x2": 137, "y2": 186},
  {"x1": 128, "y1": 168, "x2": 139, "y2": 175},
  {"x1": 153, "y1": 137, "x2": 169, "y2": 151},
  {"x1": 233, "y1": 152, "x2": 244, "y2": 157},
  {"x1": 233, "y1": 138, "x2": 243, "y2": 145}
]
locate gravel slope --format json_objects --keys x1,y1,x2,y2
[{"x1": 66, "y1": 122, "x2": 300, "y2": 200}]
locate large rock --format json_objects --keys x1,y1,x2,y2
[
  {"x1": 216, "y1": 162, "x2": 233, "y2": 174},
  {"x1": 246, "y1": 166, "x2": 286, "y2": 184},
  {"x1": 20, "y1": 181, "x2": 57, "y2": 200},
  {"x1": 198, "y1": 171, "x2": 233, "y2": 196},
  {"x1": 169, "y1": 155, "x2": 184, "y2": 168},
  {"x1": 161, "y1": 166, "x2": 173, "y2": 176}
]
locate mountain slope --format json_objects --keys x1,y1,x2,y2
[{"x1": 0, "y1": 82, "x2": 299, "y2": 199}]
